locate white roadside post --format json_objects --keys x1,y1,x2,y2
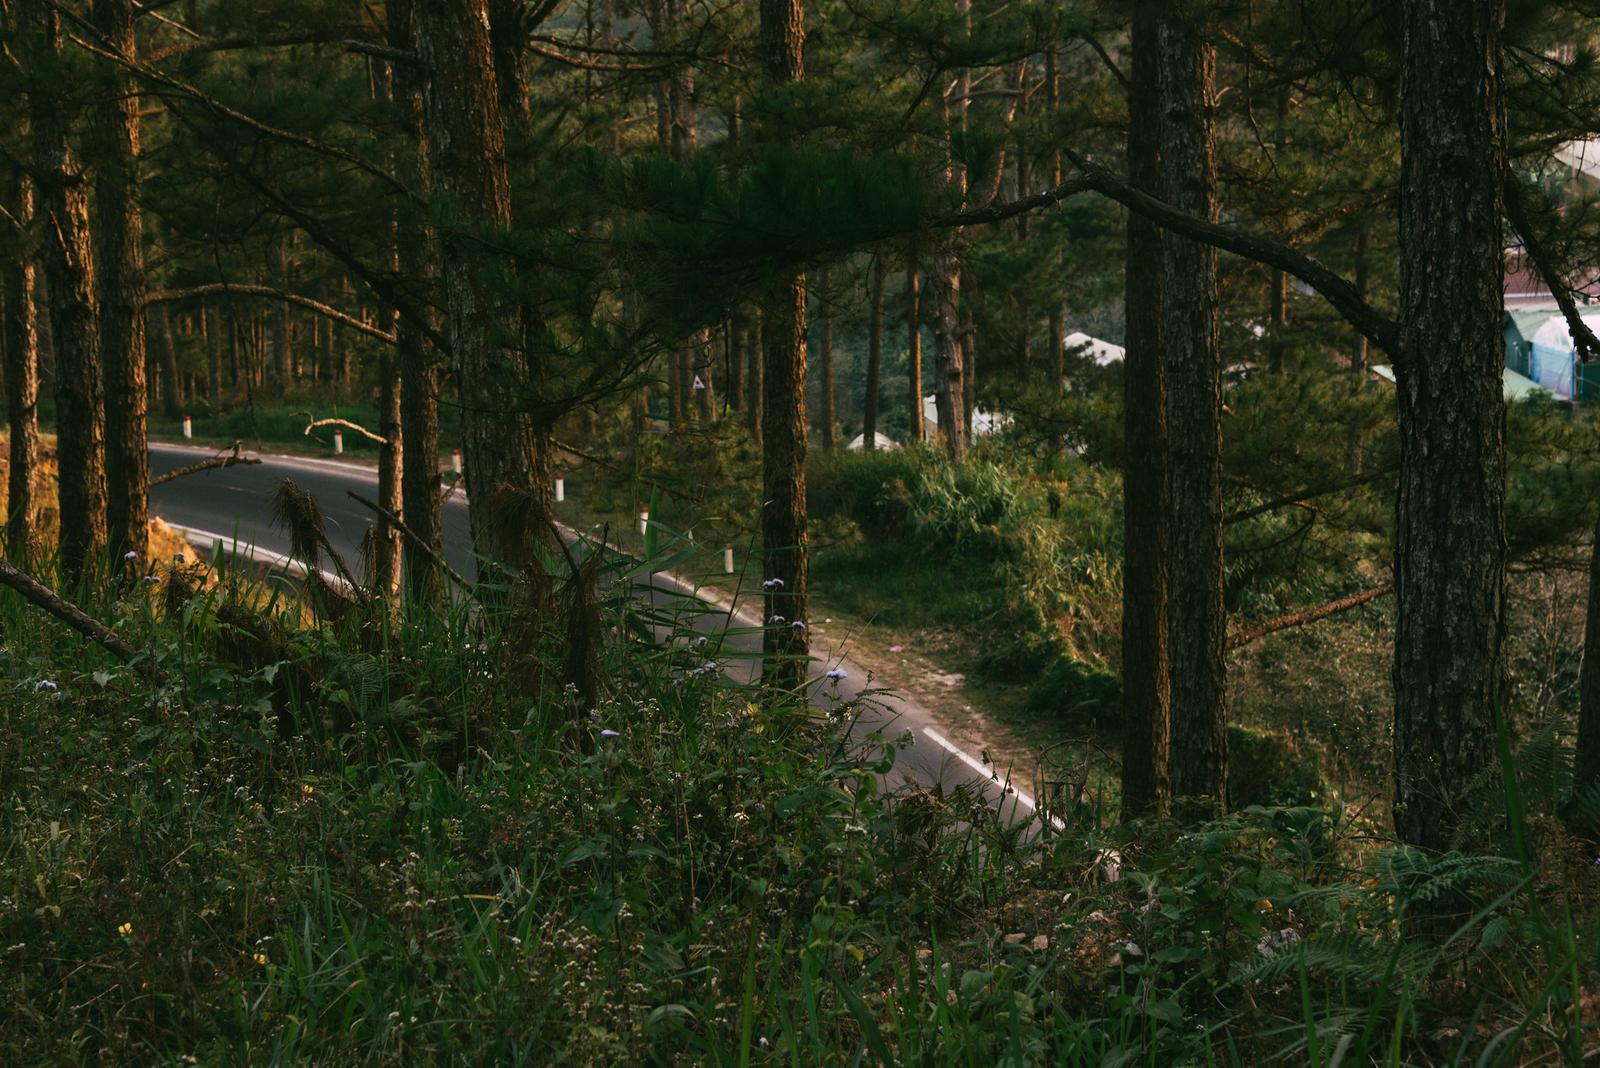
[
  {"x1": 451, "y1": 448, "x2": 463, "y2": 474},
  {"x1": 333, "y1": 428, "x2": 344, "y2": 455},
  {"x1": 723, "y1": 545, "x2": 734, "y2": 574},
  {"x1": 555, "y1": 472, "x2": 565, "y2": 503},
  {"x1": 638, "y1": 507, "x2": 649, "y2": 536},
  {"x1": 182, "y1": 415, "x2": 192, "y2": 439}
]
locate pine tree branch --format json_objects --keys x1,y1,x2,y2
[
  {"x1": 0, "y1": 558, "x2": 163, "y2": 681},
  {"x1": 928, "y1": 159, "x2": 1403, "y2": 357},
  {"x1": 1224, "y1": 464, "x2": 1398, "y2": 526},
  {"x1": 304, "y1": 416, "x2": 389, "y2": 446},
  {"x1": 1504, "y1": 176, "x2": 1600, "y2": 361},
  {"x1": 1226, "y1": 583, "x2": 1393, "y2": 651},
  {"x1": 143, "y1": 283, "x2": 398, "y2": 345},
  {"x1": 146, "y1": 32, "x2": 413, "y2": 66},
  {"x1": 149, "y1": 444, "x2": 263, "y2": 487}
]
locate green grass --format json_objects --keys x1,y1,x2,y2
[{"x1": 1, "y1": 543, "x2": 1593, "y2": 1064}]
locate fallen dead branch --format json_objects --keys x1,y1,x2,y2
[
  {"x1": 150, "y1": 443, "x2": 262, "y2": 487},
  {"x1": 0, "y1": 558, "x2": 164, "y2": 681},
  {"x1": 1227, "y1": 583, "x2": 1393, "y2": 651},
  {"x1": 303, "y1": 416, "x2": 389, "y2": 446}
]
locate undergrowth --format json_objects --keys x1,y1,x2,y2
[{"x1": 1, "y1": 536, "x2": 1595, "y2": 1064}]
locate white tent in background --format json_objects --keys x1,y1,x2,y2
[
  {"x1": 921, "y1": 395, "x2": 1012, "y2": 442},
  {"x1": 846, "y1": 431, "x2": 898, "y2": 451},
  {"x1": 1063, "y1": 331, "x2": 1125, "y2": 366}
]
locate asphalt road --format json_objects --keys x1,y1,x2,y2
[{"x1": 148, "y1": 441, "x2": 1048, "y2": 825}]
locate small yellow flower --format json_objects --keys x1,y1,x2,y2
[
  {"x1": 301, "y1": 784, "x2": 315, "y2": 797},
  {"x1": 251, "y1": 952, "x2": 268, "y2": 967},
  {"x1": 1253, "y1": 898, "x2": 1272, "y2": 913},
  {"x1": 1360, "y1": 877, "x2": 1379, "y2": 890},
  {"x1": 116, "y1": 922, "x2": 133, "y2": 937}
]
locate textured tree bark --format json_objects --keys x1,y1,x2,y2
[
  {"x1": 153, "y1": 304, "x2": 182, "y2": 418},
  {"x1": 863, "y1": 255, "x2": 884, "y2": 450},
  {"x1": 693, "y1": 330, "x2": 716, "y2": 422},
  {"x1": 1157, "y1": 11, "x2": 1226, "y2": 806},
  {"x1": 727, "y1": 311, "x2": 745, "y2": 413},
  {"x1": 94, "y1": 0, "x2": 151, "y2": 567},
  {"x1": 1347, "y1": 220, "x2": 1370, "y2": 475},
  {"x1": 759, "y1": 0, "x2": 809, "y2": 690},
  {"x1": 204, "y1": 303, "x2": 222, "y2": 401},
  {"x1": 1576, "y1": 509, "x2": 1600, "y2": 824},
  {"x1": 746, "y1": 309, "x2": 763, "y2": 444},
  {"x1": 906, "y1": 239, "x2": 923, "y2": 443},
  {"x1": 1045, "y1": 47, "x2": 1064, "y2": 389},
  {"x1": 4, "y1": 170, "x2": 40, "y2": 559},
  {"x1": 414, "y1": 0, "x2": 544, "y2": 573},
  {"x1": 374, "y1": 357, "x2": 404, "y2": 595},
  {"x1": 389, "y1": 0, "x2": 444, "y2": 603},
  {"x1": 1391, "y1": 0, "x2": 1507, "y2": 854},
  {"x1": 26, "y1": 0, "x2": 108, "y2": 586},
  {"x1": 271, "y1": 238, "x2": 293, "y2": 383},
  {"x1": 930, "y1": 248, "x2": 966, "y2": 460},
  {"x1": 817, "y1": 267, "x2": 835, "y2": 451},
  {"x1": 1119, "y1": 0, "x2": 1171, "y2": 821}
]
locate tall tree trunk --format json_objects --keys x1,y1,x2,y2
[
  {"x1": 1266, "y1": 85, "x2": 1291, "y2": 376},
  {"x1": 414, "y1": 0, "x2": 544, "y2": 573},
  {"x1": 817, "y1": 267, "x2": 835, "y2": 452},
  {"x1": 27, "y1": 0, "x2": 107, "y2": 586},
  {"x1": 1045, "y1": 46, "x2": 1065, "y2": 388},
  {"x1": 155, "y1": 304, "x2": 182, "y2": 418},
  {"x1": 272, "y1": 238, "x2": 293, "y2": 384},
  {"x1": 375, "y1": 357, "x2": 403, "y2": 595},
  {"x1": 746, "y1": 309, "x2": 764, "y2": 444},
  {"x1": 863, "y1": 254, "x2": 884, "y2": 450},
  {"x1": 1158, "y1": 11, "x2": 1226, "y2": 806},
  {"x1": 1575, "y1": 510, "x2": 1600, "y2": 826},
  {"x1": 931, "y1": 247, "x2": 966, "y2": 460},
  {"x1": 906, "y1": 239, "x2": 923, "y2": 443},
  {"x1": 93, "y1": 0, "x2": 149, "y2": 566},
  {"x1": 727, "y1": 310, "x2": 745, "y2": 413},
  {"x1": 390, "y1": 0, "x2": 444, "y2": 602},
  {"x1": 759, "y1": 0, "x2": 809, "y2": 690},
  {"x1": 1120, "y1": 0, "x2": 1171, "y2": 820},
  {"x1": 1391, "y1": 0, "x2": 1507, "y2": 854},
  {"x1": 693, "y1": 330, "x2": 716, "y2": 421},
  {"x1": 4, "y1": 169, "x2": 40, "y2": 559},
  {"x1": 204, "y1": 302, "x2": 222, "y2": 402},
  {"x1": 1347, "y1": 220, "x2": 1370, "y2": 474}
]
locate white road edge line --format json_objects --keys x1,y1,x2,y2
[
  {"x1": 923, "y1": 727, "x2": 1065, "y2": 829},
  {"x1": 161, "y1": 521, "x2": 347, "y2": 588}
]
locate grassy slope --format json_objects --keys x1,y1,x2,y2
[{"x1": 1, "y1": 551, "x2": 1594, "y2": 1063}]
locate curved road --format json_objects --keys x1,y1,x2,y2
[{"x1": 148, "y1": 442, "x2": 1048, "y2": 826}]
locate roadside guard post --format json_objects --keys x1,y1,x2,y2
[
  {"x1": 555, "y1": 473, "x2": 565, "y2": 503},
  {"x1": 451, "y1": 448, "x2": 463, "y2": 474},
  {"x1": 333, "y1": 428, "x2": 344, "y2": 455},
  {"x1": 638, "y1": 507, "x2": 649, "y2": 536},
  {"x1": 182, "y1": 415, "x2": 192, "y2": 439},
  {"x1": 724, "y1": 545, "x2": 734, "y2": 574}
]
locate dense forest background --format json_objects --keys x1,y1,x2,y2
[{"x1": 3, "y1": 0, "x2": 1600, "y2": 1062}]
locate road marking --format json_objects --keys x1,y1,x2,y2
[
  {"x1": 922, "y1": 727, "x2": 1063, "y2": 829},
  {"x1": 160, "y1": 521, "x2": 347, "y2": 588}
]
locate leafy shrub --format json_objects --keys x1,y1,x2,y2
[{"x1": 1023, "y1": 655, "x2": 1121, "y2": 729}]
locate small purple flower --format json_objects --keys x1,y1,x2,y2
[
  {"x1": 767, "y1": 614, "x2": 786, "y2": 625},
  {"x1": 690, "y1": 661, "x2": 719, "y2": 677},
  {"x1": 825, "y1": 668, "x2": 847, "y2": 681},
  {"x1": 691, "y1": 636, "x2": 708, "y2": 649},
  {"x1": 122, "y1": 550, "x2": 138, "y2": 562},
  {"x1": 599, "y1": 728, "x2": 620, "y2": 739},
  {"x1": 142, "y1": 575, "x2": 161, "y2": 585},
  {"x1": 790, "y1": 620, "x2": 806, "y2": 630},
  {"x1": 34, "y1": 680, "x2": 58, "y2": 693},
  {"x1": 762, "y1": 578, "x2": 784, "y2": 590}
]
